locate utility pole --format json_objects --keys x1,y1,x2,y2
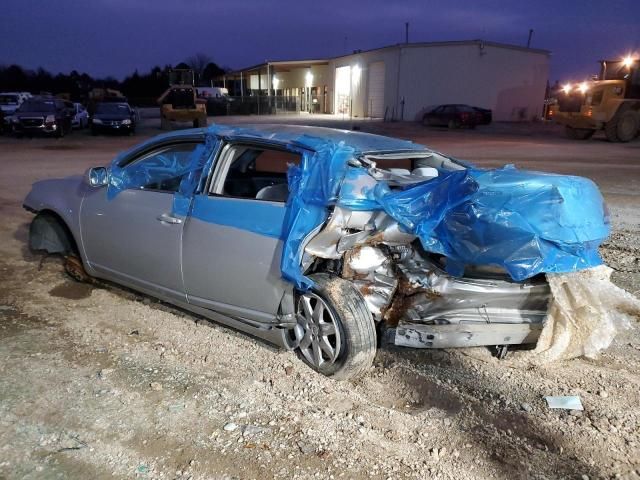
[
  {"x1": 527, "y1": 29, "x2": 534, "y2": 48},
  {"x1": 405, "y1": 22, "x2": 409, "y2": 44}
]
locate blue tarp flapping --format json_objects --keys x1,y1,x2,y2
[{"x1": 105, "y1": 125, "x2": 610, "y2": 289}]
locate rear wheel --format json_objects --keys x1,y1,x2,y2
[
  {"x1": 290, "y1": 274, "x2": 376, "y2": 380},
  {"x1": 565, "y1": 126, "x2": 595, "y2": 140},
  {"x1": 605, "y1": 108, "x2": 640, "y2": 142},
  {"x1": 448, "y1": 119, "x2": 460, "y2": 129}
]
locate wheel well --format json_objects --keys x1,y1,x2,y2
[{"x1": 29, "y1": 210, "x2": 79, "y2": 256}]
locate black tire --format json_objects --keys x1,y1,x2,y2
[
  {"x1": 57, "y1": 124, "x2": 65, "y2": 138},
  {"x1": 91, "y1": 127, "x2": 98, "y2": 136},
  {"x1": 448, "y1": 119, "x2": 460, "y2": 129},
  {"x1": 615, "y1": 110, "x2": 639, "y2": 142},
  {"x1": 565, "y1": 126, "x2": 595, "y2": 140},
  {"x1": 605, "y1": 107, "x2": 640, "y2": 143},
  {"x1": 293, "y1": 273, "x2": 376, "y2": 380}
]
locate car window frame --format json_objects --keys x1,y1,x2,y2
[
  {"x1": 120, "y1": 140, "x2": 204, "y2": 194},
  {"x1": 207, "y1": 139, "x2": 306, "y2": 204},
  {"x1": 117, "y1": 135, "x2": 206, "y2": 168}
]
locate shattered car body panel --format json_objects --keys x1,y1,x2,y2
[{"x1": 23, "y1": 124, "x2": 610, "y2": 356}]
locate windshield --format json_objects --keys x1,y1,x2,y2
[
  {"x1": 0, "y1": 95, "x2": 19, "y2": 105},
  {"x1": 19, "y1": 100, "x2": 55, "y2": 113},
  {"x1": 601, "y1": 61, "x2": 638, "y2": 80},
  {"x1": 95, "y1": 103, "x2": 130, "y2": 114}
]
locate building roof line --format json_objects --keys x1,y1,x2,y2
[{"x1": 225, "y1": 39, "x2": 551, "y2": 75}]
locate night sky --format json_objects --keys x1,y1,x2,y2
[{"x1": 2, "y1": 0, "x2": 639, "y2": 83}]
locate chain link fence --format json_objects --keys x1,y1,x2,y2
[{"x1": 205, "y1": 94, "x2": 332, "y2": 116}]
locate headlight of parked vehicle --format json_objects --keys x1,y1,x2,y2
[
  {"x1": 45, "y1": 115, "x2": 56, "y2": 124},
  {"x1": 92, "y1": 118, "x2": 103, "y2": 124},
  {"x1": 121, "y1": 119, "x2": 132, "y2": 125}
]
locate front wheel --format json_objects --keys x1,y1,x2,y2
[
  {"x1": 291, "y1": 274, "x2": 376, "y2": 380},
  {"x1": 565, "y1": 126, "x2": 595, "y2": 140}
]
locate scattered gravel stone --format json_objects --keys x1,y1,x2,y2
[{"x1": 224, "y1": 423, "x2": 239, "y2": 432}]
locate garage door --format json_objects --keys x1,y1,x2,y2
[{"x1": 367, "y1": 62, "x2": 385, "y2": 118}]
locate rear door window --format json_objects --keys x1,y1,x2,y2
[{"x1": 211, "y1": 144, "x2": 301, "y2": 202}]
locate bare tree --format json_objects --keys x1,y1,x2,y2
[{"x1": 186, "y1": 53, "x2": 213, "y2": 83}]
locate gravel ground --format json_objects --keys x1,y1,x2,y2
[{"x1": 0, "y1": 118, "x2": 639, "y2": 480}]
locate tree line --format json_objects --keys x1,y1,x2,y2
[{"x1": 0, "y1": 54, "x2": 227, "y2": 105}]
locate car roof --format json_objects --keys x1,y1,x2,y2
[{"x1": 139, "y1": 124, "x2": 428, "y2": 155}]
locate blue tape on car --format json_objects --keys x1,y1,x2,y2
[
  {"x1": 280, "y1": 141, "x2": 356, "y2": 290},
  {"x1": 189, "y1": 195, "x2": 287, "y2": 239}
]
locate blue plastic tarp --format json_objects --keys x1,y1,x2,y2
[{"x1": 364, "y1": 165, "x2": 609, "y2": 281}]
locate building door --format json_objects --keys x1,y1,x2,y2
[{"x1": 367, "y1": 62, "x2": 385, "y2": 118}]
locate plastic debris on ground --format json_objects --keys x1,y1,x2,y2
[
  {"x1": 527, "y1": 265, "x2": 639, "y2": 363},
  {"x1": 544, "y1": 396, "x2": 584, "y2": 410}
]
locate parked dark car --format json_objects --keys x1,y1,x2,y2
[
  {"x1": 12, "y1": 97, "x2": 73, "y2": 137},
  {"x1": 91, "y1": 102, "x2": 136, "y2": 135},
  {"x1": 472, "y1": 106, "x2": 493, "y2": 125},
  {"x1": 422, "y1": 104, "x2": 479, "y2": 129}
]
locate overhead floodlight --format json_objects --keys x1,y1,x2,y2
[
  {"x1": 305, "y1": 71, "x2": 313, "y2": 87},
  {"x1": 562, "y1": 83, "x2": 572, "y2": 94},
  {"x1": 578, "y1": 82, "x2": 589, "y2": 94},
  {"x1": 273, "y1": 76, "x2": 280, "y2": 90},
  {"x1": 622, "y1": 55, "x2": 635, "y2": 68}
]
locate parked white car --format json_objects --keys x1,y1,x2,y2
[
  {"x1": 71, "y1": 102, "x2": 89, "y2": 129},
  {"x1": 1, "y1": 92, "x2": 31, "y2": 126}
]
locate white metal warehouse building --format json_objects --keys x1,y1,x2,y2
[{"x1": 225, "y1": 40, "x2": 550, "y2": 122}]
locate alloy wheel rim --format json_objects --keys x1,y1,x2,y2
[{"x1": 296, "y1": 292, "x2": 342, "y2": 369}]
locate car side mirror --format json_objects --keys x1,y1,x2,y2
[{"x1": 85, "y1": 166, "x2": 109, "y2": 187}]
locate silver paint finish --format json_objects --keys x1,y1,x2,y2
[
  {"x1": 181, "y1": 203, "x2": 291, "y2": 323},
  {"x1": 80, "y1": 187, "x2": 186, "y2": 301}
]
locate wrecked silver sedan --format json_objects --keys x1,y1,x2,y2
[{"x1": 24, "y1": 125, "x2": 610, "y2": 379}]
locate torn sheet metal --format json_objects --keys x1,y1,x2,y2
[{"x1": 395, "y1": 322, "x2": 543, "y2": 349}]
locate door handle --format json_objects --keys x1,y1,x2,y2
[{"x1": 157, "y1": 213, "x2": 182, "y2": 224}]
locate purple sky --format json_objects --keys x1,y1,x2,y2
[{"x1": 1, "y1": 0, "x2": 639, "y2": 83}]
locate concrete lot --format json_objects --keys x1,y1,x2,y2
[{"x1": 0, "y1": 117, "x2": 639, "y2": 479}]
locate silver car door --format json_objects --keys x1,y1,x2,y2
[
  {"x1": 80, "y1": 141, "x2": 202, "y2": 301},
  {"x1": 181, "y1": 142, "x2": 300, "y2": 323}
]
